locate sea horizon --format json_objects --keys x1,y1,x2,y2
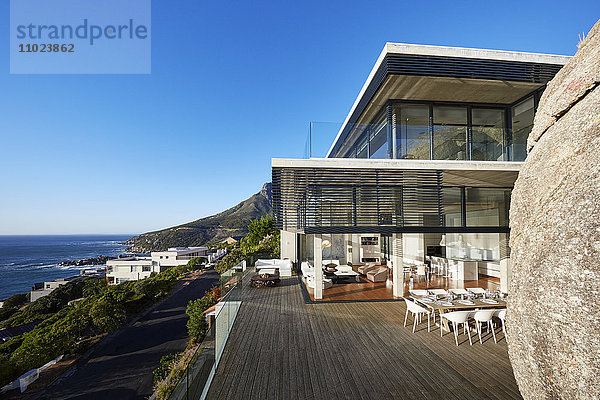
[{"x1": 0, "y1": 234, "x2": 134, "y2": 300}]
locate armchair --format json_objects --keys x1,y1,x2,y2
[{"x1": 366, "y1": 266, "x2": 388, "y2": 282}]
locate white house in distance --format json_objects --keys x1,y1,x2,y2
[{"x1": 106, "y1": 246, "x2": 208, "y2": 284}]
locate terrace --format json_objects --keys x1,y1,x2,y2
[{"x1": 207, "y1": 275, "x2": 521, "y2": 399}]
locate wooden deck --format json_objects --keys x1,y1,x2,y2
[
  {"x1": 207, "y1": 276, "x2": 522, "y2": 400},
  {"x1": 304, "y1": 273, "x2": 501, "y2": 302}
]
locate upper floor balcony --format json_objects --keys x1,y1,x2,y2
[{"x1": 305, "y1": 95, "x2": 537, "y2": 162}]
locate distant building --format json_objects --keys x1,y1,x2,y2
[
  {"x1": 207, "y1": 248, "x2": 227, "y2": 263},
  {"x1": 29, "y1": 267, "x2": 106, "y2": 301},
  {"x1": 106, "y1": 246, "x2": 208, "y2": 284},
  {"x1": 221, "y1": 236, "x2": 244, "y2": 245},
  {"x1": 30, "y1": 277, "x2": 75, "y2": 302}
]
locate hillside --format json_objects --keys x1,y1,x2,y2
[{"x1": 124, "y1": 183, "x2": 272, "y2": 253}]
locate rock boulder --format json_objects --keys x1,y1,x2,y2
[{"x1": 508, "y1": 19, "x2": 600, "y2": 399}]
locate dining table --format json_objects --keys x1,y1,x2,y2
[{"x1": 410, "y1": 295, "x2": 507, "y2": 332}]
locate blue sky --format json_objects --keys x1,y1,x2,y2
[{"x1": 0, "y1": 0, "x2": 598, "y2": 235}]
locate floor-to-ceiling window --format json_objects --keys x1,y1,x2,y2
[
  {"x1": 393, "y1": 104, "x2": 430, "y2": 160},
  {"x1": 442, "y1": 187, "x2": 462, "y2": 227},
  {"x1": 341, "y1": 97, "x2": 537, "y2": 162},
  {"x1": 472, "y1": 109, "x2": 505, "y2": 161},
  {"x1": 511, "y1": 96, "x2": 535, "y2": 161},
  {"x1": 465, "y1": 187, "x2": 511, "y2": 227},
  {"x1": 433, "y1": 106, "x2": 468, "y2": 160},
  {"x1": 356, "y1": 135, "x2": 368, "y2": 158},
  {"x1": 369, "y1": 112, "x2": 389, "y2": 159}
]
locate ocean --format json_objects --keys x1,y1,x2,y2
[{"x1": 0, "y1": 235, "x2": 132, "y2": 300}]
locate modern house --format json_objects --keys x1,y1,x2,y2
[
  {"x1": 29, "y1": 268, "x2": 105, "y2": 301},
  {"x1": 272, "y1": 43, "x2": 570, "y2": 300},
  {"x1": 106, "y1": 246, "x2": 208, "y2": 284},
  {"x1": 30, "y1": 277, "x2": 76, "y2": 302}
]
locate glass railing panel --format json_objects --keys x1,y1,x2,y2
[
  {"x1": 304, "y1": 122, "x2": 343, "y2": 158},
  {"x1": 305, "y1": 119, "x2": 523, "y2": 162},
  {"x1": 168, "y1": 260, "x2": 250, "y2": 400}
]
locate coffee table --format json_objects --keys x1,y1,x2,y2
[{"x1": 250, "y1": 273, "x2": 281, "y2": 288}]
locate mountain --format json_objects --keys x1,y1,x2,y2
[{"x1": 124, "y1": 183, "x2": 272, "y2": 253}]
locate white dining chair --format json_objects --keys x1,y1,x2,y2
[
  {"x1": 439, "y1": 311, "x2": 472, "y2": 346},
  {"x1": 495, "y1": 308, "x2": 507, "y2": 337},
  {"x1": 416, "y1": 264, "x2": 427, "y2": 281},
  {"x1": 473, "y1": 310, "x2": 497, "y2": 344},
  {"x1": 404, "y1": 299, "x2": 432, "y2": 333},
  {"x1": 449, "y1": 288, "x2": 469, "y2": 296}
]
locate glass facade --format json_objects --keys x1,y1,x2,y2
[
  {"x1": 442, "y1": 187, "x2": 462, "y2": 227},
  {"x1": 393, "y1": 104, "x2": 430, "y2": 160},
  {"x1": 340, "y1": 97, "x2": 537, "y2": 162},
  {"x1": 369, "y1": 113, "x2": 388, "y2": 159},
  {"x1": 466, "y1": 187, "x2": 511, "y2": 227},
  {"x1": 511, "y1": 97, "x2": 535, "y2": 161},
  {"x1": 433, "y1": 106, "x2": 468, "y2": 160},
  {"x1": 472, "y1": 109, "x2": 505, "y2": 161}
]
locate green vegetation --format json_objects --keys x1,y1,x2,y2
[
  {"x1": 151, "y1": 217, "x2": 279, "y2": 399},
  {"x1": 215, "y1": 216, "x2": 279, "y2": 274},
  {"x1": 152, "y1": 286, "x2": 221, "y2": 400},
  {"x1": 0, "y1": 258, "x2": 207, "y2": 387},
  {"x1": 153, "y1": 352, "x2": 182, "y2": 384},
  {"x1": 1, "y1": 278, "x2": 101, "y2": 329},
  {"x1": 186, "y1": 287, "x2": 220, "y2": 341},
  {"x1": 0, "y1": 292, "x2": 28, "y2": 323}
]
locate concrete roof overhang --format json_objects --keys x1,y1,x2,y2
[
  {"x1": 326, "y1": 43, "x2": 571, "y2": 158},
  {"x1": 272, "y1": 158, "x2": 521, "y2": 188}
]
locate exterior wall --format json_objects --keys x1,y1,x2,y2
[
  {"x1": 152, "y1": 247, "x2": 208, "y2": 267},
  {"x1": 30, "y1": 279, "x2": 70, "y2": 301},
  {"x1": 107, "y1": 258, "x2": 155, "y2": 284},
  {"x1": 106, "y1": 247, "x2": 209, "y2": 285},
  {"x1": 30, "y1": 289, "x2": 54, "y2": 302}
]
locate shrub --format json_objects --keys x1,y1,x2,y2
[
  {"x1": 185, "y1": 287, "x2": 220, "y2": 341},
  {"x1": 0, "y1": 307, "x2": 18, "y2": 323},
  {"x1": 2, "y1": 293, "x2": 28, "y2": 308},
  {"x1": 82, "y1": 277, "x2": 107, "y2": 298},
  {"x1": 186, "y1": 257, "x2": 207, "y2": 271},
  {"x1": 153, "y1": 352, "x2": 181, "y2": 384},
  {"x1": 215, "y1": 248, "x2": 244, "y2": 274},
  {"x1": 90, "y1": 298, "x2": 126, "y2": 333},
  {"x1": 0, "y1": 264, "x2": 191, "y2": 387}
]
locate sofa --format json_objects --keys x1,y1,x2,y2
[
  {"x1": 357, "y1": 262, "x2": 378, "y2": 275},
  {"x1": 366, "y1": 266, "x2": 388, "y2": 282},
  {"x1": 300, "y1": 261, "x2": 314, "y2": 277},
  {"x1": 255, "y1": 259, "x2": 292, "y2": 277}
]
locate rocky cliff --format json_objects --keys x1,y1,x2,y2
[
  {"x1": 124, "y1": 183, "x2": 272, "y2": 253},
  {"x1": 508, "y1": 19, "x2": 600, "y2": 399}
]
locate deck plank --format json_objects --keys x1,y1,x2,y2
[{"x1": 207, "y1": 276, "x2": 522, "y2": 400}]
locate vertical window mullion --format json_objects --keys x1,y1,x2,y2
[
  {"x1": 429, "y1": 103, "x2": 434, "y2": 160},
  {"x1": 467, "y1": 105, "x2": 473, "y2": 161}
]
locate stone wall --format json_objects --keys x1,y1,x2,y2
[{"x1": 508, "y1": 19, "x2": 600, "y2": 399}]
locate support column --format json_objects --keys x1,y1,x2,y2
[
  {"x1": 313, "y1": 235, "x2": 323, "y2": 300},
  {"x1": 392, "y1": 233, "x2": 404, "y2": 298},
  {"x1": 499, "y1": 233, "x2": 511, "y2": 294},
  {"x1": 351, "y1": 234, "x2": 361, "y2": 265},
  {"x1": 280, "y1": 230, "x2": 296, "y2": 262}
]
